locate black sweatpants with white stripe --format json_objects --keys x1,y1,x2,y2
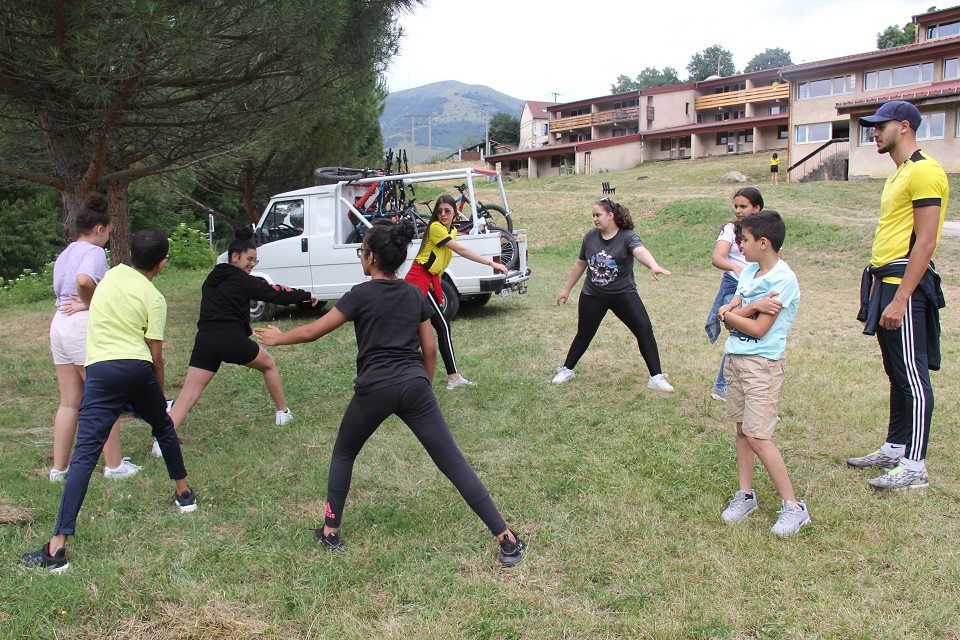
[
  {"x1": 876, "y1": 282, "x2": 934, "y2": 462},
  {"x1": 426, "y1": 289, "x2": 458, "y2": 376}
]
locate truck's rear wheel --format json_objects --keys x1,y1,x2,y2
[
  {"x1": 439, "y1": 278, "x2": 459, "y2": 322},
  {"x1": 249, "y1": 300, "x2": 276, "y2": 323}
]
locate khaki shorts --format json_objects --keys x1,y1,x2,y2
[
  {"x1": 50, "y1": 310, "x2": 88, "y2": 366},
  {"x1": 724, "y1": 354, "x2": 785, "y2": 440}
]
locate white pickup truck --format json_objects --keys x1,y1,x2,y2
[{"x1": 243, "y1": 167, "x2": 531, "y2": 321}]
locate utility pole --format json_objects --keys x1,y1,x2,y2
[
  {"x1": 550, "y1": 92, "x2": 561, "y2": 103},
  {"x1": 483, "y1": 104, "x2": 491, "y2": 157}
]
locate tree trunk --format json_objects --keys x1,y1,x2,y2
[
  {"x1": 242, "y1": 157, "x2": 258, "y2": 224},
  {"x1": 59, "y1": 187, "x2": 88, "y2": 242},
  {"x1": 106, "y1": 181, "x2": 132, "y2": 266}
]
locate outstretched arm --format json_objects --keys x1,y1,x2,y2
[
  {"x1": 557, "y1": 259, "x2": 587, "y2": 304},
  {"x1": 632, "y1": 246, "x2": 671, "y2": 281},
  {"x1": 254, "y1": 308, "x2": 348, "y2": 346},
  {"x1": 445, "y1": 238, "x2": 509, "y2": 275}
]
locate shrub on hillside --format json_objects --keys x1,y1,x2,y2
[
  {"x1": 0, "y1": 263, "x2": 54, "y2": 307},
  {"x1": 168, "y1": 223, "x2": 215, "y2": 270}
]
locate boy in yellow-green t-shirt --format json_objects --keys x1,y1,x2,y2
[{"x1": 20, "y1": 230, "x2": 197, "y2": 573}]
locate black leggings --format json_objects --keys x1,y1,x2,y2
[
  {"x1": 426, "y1": 289, "x2": 458, "y2": 375},
  {"x1": 324, "y1": 377, "x2": 507, "y2": 535},
  {"x1": 563, "y1": 291, "x2": 663, "y2": 376}
]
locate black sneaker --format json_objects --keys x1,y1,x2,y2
[
  {"x1": 19, "y1": 543, "x2": 69, "y2": 574},
  {"x1": 314, "y1": 527, "x2": 345, "y2": 552},
  {"x1": 498, "y1": 531, "x2": 526, "y2": 567},
  {"x1": 175, "y1": 487, "x2": 198, "y2": 514}
]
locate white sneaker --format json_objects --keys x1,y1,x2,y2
[
  {"x1": 721, "y1": 490, "x2": 758, "y2": 524},
  {"x1": 104, "y1": 458, "x2": 142, "y2": 479},
  {"x1": 446, "y1": 376, "x2": 476, "y2": 391},
  {"x1": 771, "y1": 500, "x2": 811, "y2": 536},
  {"x1": 552, "y1": 366, "x2": 576, "y2": 384},
  {"x1": 276, "y1": 408, "x2": 293, "y2": 426},
  {"x1": 647, "y1": 373, "x2": 674, "y2": 392},
  {"x1": 49, "y1": 467, "x2": 68, "y2": 482},
  {"x1": 150, "y1": 439, "x2": 163, "y2": 459}
]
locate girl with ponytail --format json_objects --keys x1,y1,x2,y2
[{"x1": 255, "y1": 220, "x2": 526, "y2": 566}]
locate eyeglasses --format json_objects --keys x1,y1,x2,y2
[
  {"x1": 356, "y1": 248, "x2": 364, "y2": 258},
  {"x1": 165, "y1": 254, "x2": 171, "y2": 261},
  {"x1": 245, "y1": 257, "x2": 259, "y2": 266}
]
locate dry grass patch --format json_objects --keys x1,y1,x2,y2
[
  {"x1": 0, "y1": 495, "x2": 32, "y2": 524},
  {"x1": 101, "y1": 600, "x2": 281, "y2": 640}
]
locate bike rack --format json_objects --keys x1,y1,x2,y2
[{"x1": 340, "y1": 167, "x2": 511, "y2": 232}]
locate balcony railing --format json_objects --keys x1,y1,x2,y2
[
  {"x1": 694, "y1": 83, "x2": 790, "y2": 110},
  {"x1": 549, "y1": 105, "x2": 641, "y2": 133}
]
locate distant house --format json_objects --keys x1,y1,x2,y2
[
  {"x1": 519, "y1": 101, "x2": 553, "y2": 151},
  {"x1": 486, "y1": 7, "x2": 959, "y2": 181},
  {"x1": 448, "y1": 140, "x2": 516, "y2": 161}
]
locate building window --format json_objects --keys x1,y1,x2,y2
[
  {"x1": 660, "y1": 139, "x2": 673, "y2": 151},
  {"x1": 865, "y1": 63, "x2": 934, "y2": 90},
  {"x1": 859, "y1": 125, "x2": 876, "y2": 146},
  {"x1": 795, "y1": 122, "x2": 832, "y2": 144},
  {"x1": 716, "y1": 132, "x2": 728, "y2": 145},
  {"x1": 777, "y1": 125, "x2": 788, "y2": 140},
  {"x1": 550, "y1": 155, "x2": 563, "y2": 168},
  {"x1": 769, "y1": 105, "x2": 783, "y2": 115},
  {"x1": 685, "y1": 102, "x2": 689, "y2": 115},
  {"x1": 797, "y1": 75, "x2": 854, "y2": 99},
  {"x1": 612, "y1": 128, "x2": 625, "y2": 137},
  {"x1": 916, "y1": 112, "x2": 946, "y2": 140},
  {"x1": 944, "y1": 58, "x2": 959, "y2": 80},
  {"x1": 745, "y1": 131, "x2": 754, "y2": 143},
  {"x1": 927, "y1": 20, "x2": 960, "y2": 40},
  {"x1": 568, "y1": 108, "x2": 585, "y2": 117},
  {"x1": 540, "y1": 123, "x2": 549, "y2": 135}
]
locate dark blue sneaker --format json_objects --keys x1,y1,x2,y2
[
  {"x1": 19, "y1": 543, "x2": 69, "y2": 574},
  {"x1": 314, "y1": 527, "x2": 345, "y2": 552},
  {"x1": 175, "y1": 487, "x2": 198, "y2": 514},
  {"x1": 498, "y1": 531, "x2": 525, "y2": 567}
]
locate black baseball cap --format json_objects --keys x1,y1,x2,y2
[{"x1": 858, "y1": 100, "x2": 922, "y2": 130}]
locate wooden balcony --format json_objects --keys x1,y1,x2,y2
[
  {"x1": 694, "y1": 83, "x2": 790, "y2": 110},
  {"x1": 549, "y1": 105, "x2": 641, "y2": 133}
]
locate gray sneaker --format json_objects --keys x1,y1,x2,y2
[
  {"x1": 771, "y1": 501, "x2": 811, "y2": 537},
  {"x1": 846, "y1": 449, "x2": 901, "y2": 470},
  {"x1": 868, "y1": 465, "x2": 929, "y2": 491},
  {"x1": 721, "y1": 490, "x2": 758, "y2": 523}
]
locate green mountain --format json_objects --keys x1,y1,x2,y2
[{"x1": 380, "y1": 80, "x2": 524, "y2": 162}]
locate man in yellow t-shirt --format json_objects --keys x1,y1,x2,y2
[
  {"x1": 847, "y1": 101, "x2": 949, "y2": 492},
  {"x1": 20, "y1": 230, "x2": 197, "y2": 573}
]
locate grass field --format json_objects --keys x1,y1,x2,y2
[{"x1": 1, "y1": 154, "x2": 959, "y2": 639}]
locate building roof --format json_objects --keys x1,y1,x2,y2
[
  {"x1": 639, "y1": 82, "x2": 696, "y2": 95},
  {"x1": 834, "y1": 79, "x2": 960, "y2": 112},
  {"x1": 695, "y1": 68, "x2": 782, "y2": 90},
  {"x1": 639, "y1": 114, "x2": 787, "y2": 139},
  {"x1": 913, "y1": 4, "x2": 960, "y2": 25},
  {"x1": 546, "y1": 90, "x2": 639, "y2": 112},
  {"x1": 484, "y1": 142, "x2": 579, "y2": 162},
  {"x1": 523, "y1": 100, "x2": 554, "y2": 117},
  {"x1": 780, "y1": 36, "x2": 960, "y2": 76}
]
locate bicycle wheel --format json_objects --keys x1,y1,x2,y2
[
  {"x1": 478, "y1": 204, "x2": 512, "y2": 233},
  {"x1": 346, "y1": 228, "x2": 364, "y2": 244},
  {"x1": 487, "y1": 225, "x2": 518, "y2": 271}
]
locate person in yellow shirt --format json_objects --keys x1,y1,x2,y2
[
  {"x1": 404, "y1": 195, "x2": 507, "y2": 390},
  {"x1": 770, "y1": 153, "x2": 780, "y2": 185},
  {"x1": 20, "y1": 230, "x2": 197, "y2": 573},
  {"x1": 848, "y1": 101, "x2": 949, "y2": 492}
]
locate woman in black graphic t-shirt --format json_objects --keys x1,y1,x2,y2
[
  {"x1": 552, "y1": 198, "x2": 675, "y2": 392},
  {"x1": 255, "y1": 221, "x2": 525, "y2": 567}
]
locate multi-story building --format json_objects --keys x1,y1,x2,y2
[
  {"x1": 487, "y1": 5, "x2": 959, "y2": 180},
  {"x1": 782, "y1": 5, "x2": 960, "y2": 179}
]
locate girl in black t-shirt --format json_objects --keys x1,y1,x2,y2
[
  {"x1": 553, "y1": 198, "x2": 674, "y2": 392},
  {"x1": 255, "y1": 221, "x2": 525, "y2": 566}
]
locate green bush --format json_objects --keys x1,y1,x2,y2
[
  {"x1": 0, "y1": 262, "x2": 53, "y2": 306},
  {"x1": 0, "y1": 190, "x2": 63, "y2": 280},
  {"x1": 167, "y1": 222, "x2": 215, "y2": 270}
]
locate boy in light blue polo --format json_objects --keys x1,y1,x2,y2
[{"x1": 715, "y1": 210, "x2": 809, "y2": 536}]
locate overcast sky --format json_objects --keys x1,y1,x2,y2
[{"x1": 384, "y1": 0, "x2": 935, "y2": 103}]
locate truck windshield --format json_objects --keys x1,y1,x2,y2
[{"x1": 256, "y1": 199, "x2": 304, "y2": 246}]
